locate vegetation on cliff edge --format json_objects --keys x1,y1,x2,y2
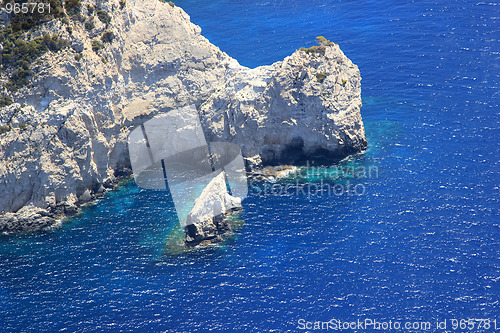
[
  {"x1": 0, "y1": 1, "x2": 74, "y2": 91},
  {"x1": 300, "y1": 36, "x2": 335, "y2": 56}
]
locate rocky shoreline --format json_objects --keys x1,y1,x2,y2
[
  {"x1": 0, "y1": 170, "x2": 132, "y2": 234},
  {"x1": 0, "y1": 160, "x2": 351, "y2": 236}
]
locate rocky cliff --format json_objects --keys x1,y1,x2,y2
[{"x1": 0, "y1": 0, "x2": 367, "y2": 233}]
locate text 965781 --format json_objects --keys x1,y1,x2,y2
[{"x1": 2, "y1": 1, "x2": 51, "y2": 14}]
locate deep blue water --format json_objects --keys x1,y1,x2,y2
[{"x1": 1, "y1": 0, "x2": 499, "y2": 332}]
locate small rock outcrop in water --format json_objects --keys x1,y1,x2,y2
[
  {"x1": 0, "y1": 0, "x2": 367, "y2": 237},
  {"x1": 184, "y1": 171, "x2": 242, "y2": 247}
]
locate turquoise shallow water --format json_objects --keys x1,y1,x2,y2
[{"x1": 0, "y1": 0, "x2": 499, "y2": 332}]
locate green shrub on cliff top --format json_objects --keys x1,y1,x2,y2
[
  {"x1": 0, "y1": 96, "x2": 13, "y2": 107},
  {"x1": 92, "y1": 40, "x2": 104, "y2": 53},
  {"x1": 0, "y1": 124, "x2": 11, "y2": 134},
  {"x1": 96, "y1": 9, "x2": 111, "y2": 25},
  {"x1": 101, "y1": 31, "x2": 115, "y2": 43},
  {"x1": 315, "y1": 72, "x2": 327, "y2": 82},
  {"x1": 316, "y1": 36, "x2": 327, "y2": 43},
  {"x1": 85, "y1": 20, "x2": 95, "y2": 31},
  {"x1": 65, "y1": 0, "x2": 81, "y2": 15},
  {"x1": 7, "y1": 68, "x2": 31, "y2": 90},
  {"x1": 300, "y1": 36, "x2": 335, "y2": 56},
  {"x1": 159, "y1": 0, "x2": 175, "y2": 6}
]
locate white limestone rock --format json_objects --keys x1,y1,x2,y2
[
  {"x1": 200, "y1": 44, "x2": 367, "y2": 165},
  {"x1": 184, "y1": 171, "x2": 242, "y2": 246},
  {"x1": 186, "y1": 171, "x2": 241, "y2": 227}
]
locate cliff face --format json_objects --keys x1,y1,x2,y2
[
  {"x1": 200, "y1": 44, "x2": 366, "y2": 167},
  {"x1": 0, "y1": 0, "x2": 367, "y2": 232}
]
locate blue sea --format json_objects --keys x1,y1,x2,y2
[{"x1": 0, "y1": 0, "x2": 499, "y2": 331}]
